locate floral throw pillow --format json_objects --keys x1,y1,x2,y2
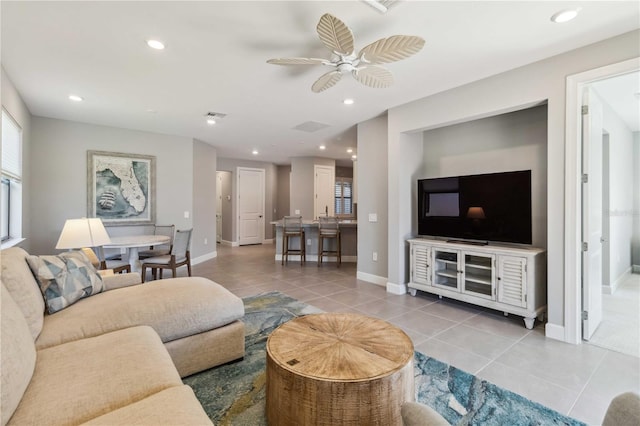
[{"x1": 26, "y1": 251, "x2": 104, "y2": 314}]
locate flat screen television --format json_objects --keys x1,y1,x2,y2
[{"x1": 417, "y1": 170, "x2": 532, "y2": 244}]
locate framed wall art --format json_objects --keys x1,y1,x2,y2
[{"x1": 87, "y1": 150, "x2": 156, "y2": 225}]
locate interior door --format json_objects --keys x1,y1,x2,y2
[
  {"x1": 238, "y1": 167, "x2": 265, "y2": 245},
  {"x1": 314, "y1": 165, "x2": 335, "y2": 219},
  {"x1": 216, "y1": 172, "x2": 223, "y2": 243},
  {"x1": 582, "y1": 87, "x2": 604, "y2": 340}
]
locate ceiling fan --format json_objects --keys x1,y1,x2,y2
[{"x1": 267, "y1": 13, "x2": 425, "y2": 93}]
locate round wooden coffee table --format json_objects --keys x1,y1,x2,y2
[{"x1": 266, "y1": 312, "x2": 414, "y2": 426}]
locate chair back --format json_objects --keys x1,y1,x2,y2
[
  {"x1": 283, "y1": 216, "x2": 303, "y2": 234},
  {"x1": 154, "y1": 224, "x2": 175, "y2": 247},
  {"x1": 319, "y1": 216, "x2": 339, "y2": 235},
  {"x1": 171, "y1": 229, "x2": 192, "y2": 257}
]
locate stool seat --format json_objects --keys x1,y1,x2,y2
[
  {"x1": 282, "y1": 216, "x2": 305, "y2": 265},
  {"x1": 318, "y1": 216, "x2": 341, "y2": 267}
]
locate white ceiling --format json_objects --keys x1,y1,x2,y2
[{"x1": 2, "y1": 1, "x2": 639, "y2": 166}]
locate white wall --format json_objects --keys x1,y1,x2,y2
[
  {"x1": 633, "y1": 132, "x2": 640, "y2": 269},
  {"x1": 29, "y1": 117, "x2": 194, "y2": 254},
  {"x1": 599, "y1": 94, "x2": 634, "y2": 286},
  {"x1": 192, "y1": 139, "x2": 217, "y2": 260},
  {"x1": 216, "y1": 157, "x2": 277, "y2": 242},
  {"x1": 1, "y1": 68, "x2": 32, "y2": 249},
  {"x1": 420, "y1": 105, "x2": 548, "y2": 248},
  {"x1": 386, "y1": 30, "x2": 640, "y2": 330}
]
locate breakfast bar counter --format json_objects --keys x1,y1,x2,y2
[{"x1": 272, "y1": 219, "x2": 357, "y2": 263}]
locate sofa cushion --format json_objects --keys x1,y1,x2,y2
[
  {"x1": 36, "y1": 276, "x2": 245, "y2": 350},
  {"x1": 26, "y1": 251, "x2": 104, "y2": 314},
  {"x1": 8, "y1": 326, "x2": 182, "y2": 426},
  {"x1": 1, "y1": 283, "x2": 37, "y2": 426},
  {"x1": 0, "y1": 247, "x2": 45, "y2": 340},
  {"x1": 81, "y1": 386, "x2": 213, "y2": 425}
]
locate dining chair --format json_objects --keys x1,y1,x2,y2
[
  {"x1": 82, "y1": 247, "x2": 131, "y2": 274},
  {"x1": 282, "y1": 216, "x2": 305, "y2": 265},
  {"x1": 138, "y1": 224, "x2": 175, "y2": 259},
  {"x1": 317, "y1": 216, "x2": 341, "y2": 267},
  {"x1": 141, "y1": 228, "x2": 192, "y2": 282}
]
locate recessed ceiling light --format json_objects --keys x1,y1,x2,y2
[
  {"x1": 207, "y1": 118, "x2": 216, "y2": 125},
  {"x1": 252, "y1": 150, "x2": 259, "y2": 155},
  {"x1": 319, "y1": 145, "x2": 326, "y2": 150},
  {"x1": 347, "y1": 148, "x2": 353, "y2": 153},
  {"x1": 351, "y1": 154, "x2": 357, "y2": 160},
  {"x1": 343, "y1": 98, "x2": 354, "y2": 105},
  {"x1": 550, "y1": 8, "x2": 580, "y2": 23},
  {"x1": 68, "y1": 94, "x2": 83, "y2": 102},
  {"x1": 147, "y1": 39, "x2": 165, "y2": 50}
]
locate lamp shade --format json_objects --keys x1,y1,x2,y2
[
  {"x1": 55, "y1": 218, "x2": 111, "y2": 249},
  {"x1": 467, "y1": 207, "x2": 486, "y2": 220}
]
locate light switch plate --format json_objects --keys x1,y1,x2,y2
[
  {"x1": 369, "y1": 213, "x2": 377, "y2": 222},
  {"x1": 295, "y1": 209, "x2": 300, "y2": 215},
  {"x1": 184, "y1": 211, "x2": 190, "y2": 219}
]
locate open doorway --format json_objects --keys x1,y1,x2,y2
[{"x1": 580, "y1": 71, "x2": 639, "y2": 357}]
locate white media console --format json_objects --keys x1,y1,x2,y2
[{"x1": 408, "y1": 238, "x2": 547, "y2": 329}]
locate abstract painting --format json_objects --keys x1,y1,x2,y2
[{"x1": 87, "y1": 151, "x2": 156, "y2": 225}]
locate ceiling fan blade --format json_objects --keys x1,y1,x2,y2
[
  {"x1": 267, "y1": 58, "x2": 329, "y2": 65},
  {"x1": 358, "y1": 35, "x2": 425, "y2": 64},
  {"x1": 316, "y1": 13, "x2": 354, "y2": 56},
  {"x1": 312, "y1": 70, "x2": 342, "y2": 93},
  {"x1": 352, "y1": 66, "x2": 394, "y2": 89}
]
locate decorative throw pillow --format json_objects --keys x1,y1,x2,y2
[{"x1": 26, "y1": 251, "x2": 104, "y2": 314}]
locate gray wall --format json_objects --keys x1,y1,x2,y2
[
  {"x1": 217, "y1": 157, "x2": 277, "y2": 242},
  {"x1": 599, "y1": 94, "x2": 635, "y2": 284},
  {"x1": 385, "y1": 30, "x2": 640, "y2": 329},
  {"x1": 1, "y1": 68, "x2": 32, "y2": 250},
  {"x1": 192, "y1": 140, "x2": 217, "y2": 259},
  {"x1": 633, "y1": 132, "x2": 640, "y2": 269},
  {"x1": 290, "y1": 157, "x2": 335, "y2": 220},
  {"x1": 420, "y1": 105, "x2": 548, "y2": 248},
  {"x1": 276, "y1": 165, "x2": 290, "y2": 219},
  {"x1": 336, "y1": 166, "x2": 353, "y2": 178},
  {"x1": 357, "y1": 115, "x2": 389, "y2": 280},
  {"x1": 29, "y1": 117, "x2": 194, "y2": 254}
]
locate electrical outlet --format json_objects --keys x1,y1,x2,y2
[
  {"x1": 184, "y1": 211, "x2": 190, "y2": 219},
  {"x1": 373, "y1": 252, "x2": 378, "y2": 261},
  {"x1": 307, "y1": 239, "x2": 311, "y2": 246},
  {"x1": 204, "y1": 238, "x2": 208, "y2": 245},
  {"x1": 295, "y1": 209, "x2": 301, "y2": 215},
  {"x1": 369, "y1": 213, "x2": 377, "y2": 222}
]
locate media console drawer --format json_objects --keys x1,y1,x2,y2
[{"x1": 408, "y1": 238, "x2": 546, "y2": 329}]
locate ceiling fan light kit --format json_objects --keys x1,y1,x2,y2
[{"x1": 267, "y1": 13, "x2": 425, "y2": 93}]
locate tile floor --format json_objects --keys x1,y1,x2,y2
[{"x1": 187, "y1": 244, "x2": 640, "y2": 425}]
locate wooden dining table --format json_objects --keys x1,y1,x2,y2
[{"x1": 104, "y1": 235, "x2": 170, "y2": 272}]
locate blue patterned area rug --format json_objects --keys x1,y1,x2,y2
[{"x1": 184, "y1": 291, "x2": 584, "y2": 426}]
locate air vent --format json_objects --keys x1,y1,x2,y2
[
  {"x1": 292, "y1": 121, "x2": 330, "y2": 133},
  {"x1": 206, "y1": 112, "x2": 227, "y2": 120}
]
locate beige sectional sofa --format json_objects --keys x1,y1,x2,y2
[{"x1": 1, "y1": 247, "x2": 245, "y2": 425}]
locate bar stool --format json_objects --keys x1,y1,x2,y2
[
  {"x1": 282, "y1": 216, "x2": 305, "y2": 265},
  {"x1": 318, "y1": 216, "x2": 341, "y2": 267}
]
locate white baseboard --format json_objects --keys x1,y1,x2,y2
[
  {"x1": 275, "y1": 254, "x2": 357, "y2": 263},
  {"x1": 545, "y1": 323, "x2": 565, "y2": 342},
  {"x1": 262, "y1": 239, "x2": 274, "y2": 244},
  {"x1": 604, "y1": 267, "x2": 633, "y2": 295},
  {"x1": 633, "y1": 265, "x2": 640, "y2": 274},
  {"x1": 191, "y1": 251, "x2": 217, "y2": 265},
  {"x1": 386, "y1": 281, "x2": 407, "y2": 295},
  {"x1": 356, "y1": 271, "x2": 387, "y2": 286},
  {"x1": 221, "y1": 240, "x2": 238, "y2": 247}
]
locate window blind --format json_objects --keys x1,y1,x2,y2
[{"x1": 2, "y1": 111, "x2": 22, "y2": 180}]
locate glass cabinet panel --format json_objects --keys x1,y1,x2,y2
[
  {"x1": 463, "y1": 253, "x2": 495, "y2": 299},
  {"x1": 433, "y1": 249, "x2": 459, "y2": 290}
]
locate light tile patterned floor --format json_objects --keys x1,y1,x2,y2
[{"x1": 185, "y1": 244, "x2": 640, "y2": 425}]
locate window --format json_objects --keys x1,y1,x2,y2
[
  {"x1": 1, "y1": 110, "x2": 23, "y2": 244},
  {"x1": 335, "y1": 178, "x2": 353, "y2": 217}
]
